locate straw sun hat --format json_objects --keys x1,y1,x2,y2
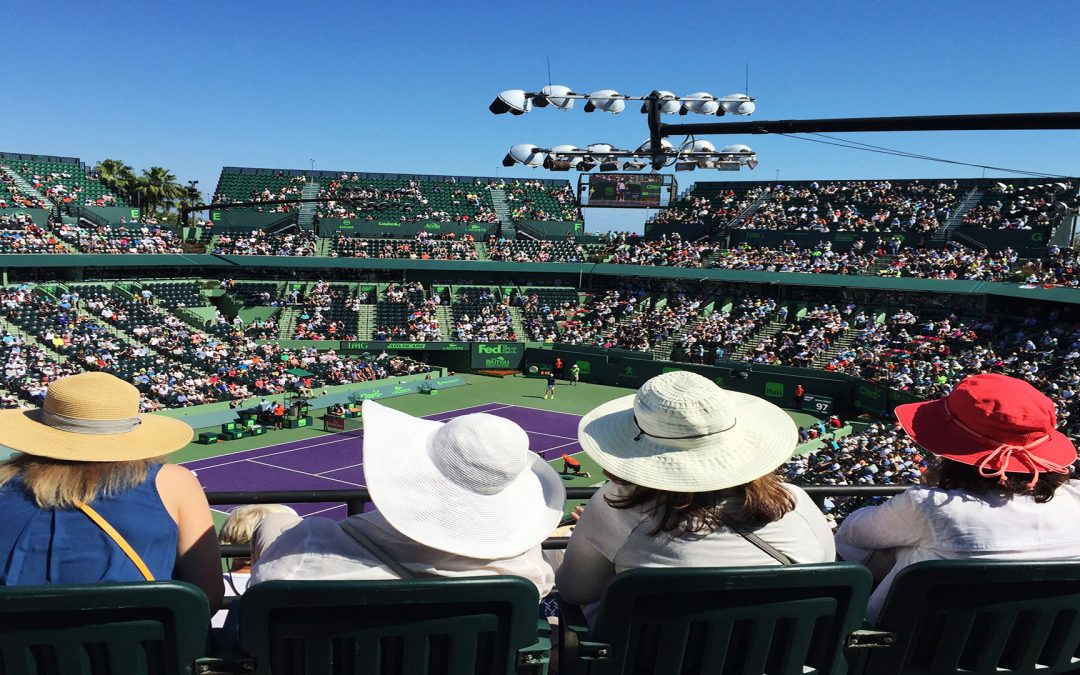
[
  {"x1": 578, "y1": 371, "x2": 798, "y2": 492},
  {"x1": 0, "y1": 372, "x2": 194, "y2": 461},
  {"x1": 362, "y1": 400, "x2": 566, "y2": 559}
]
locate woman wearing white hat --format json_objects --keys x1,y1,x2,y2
[
  {"x1": 556, "y1": 371, "x2": 834, "y2": 608},
  {"x1": 0, "y1": 372, "x2": 224, "y2": 609},
  {"x1": 250, "y1": 400, "x2": 566, "y2": 595}
]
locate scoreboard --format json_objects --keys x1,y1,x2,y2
[
  {"x1": 803, "y1": 394, "x2": 834, "y2": 416},
  {"x1": 578, "y1": 174, "x2": 675, "y2": 208}
]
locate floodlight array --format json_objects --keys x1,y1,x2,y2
[
  {"x1": 490, "y1": 87, "x2": 756, "y2": 116},
  {"x1": 501, "y1": 142, "x2": 758, "y2": 172}
]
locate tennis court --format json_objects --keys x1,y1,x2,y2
[{"x1": 185, "y1": 402, "x2": 586, "y2": 519}]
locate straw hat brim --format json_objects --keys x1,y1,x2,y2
[
  {"x1": 895, "y1": 399, "x2": 1078, "y2": 471},
  {"x1": 0, "y1": 409, "x2": 194, "y2": 461},
  {"x1": 363, "y1": 401, "x2": 566, "y2": 559},
  {"x1": 578, "y1": 391, "x2": 798, "y2": 492}
]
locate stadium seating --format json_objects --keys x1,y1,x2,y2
[
  {"x1": 559, "y1": 564, "x2": 872, "y2": 675},
  {"x1": 2, "y1": 155, "x2": 126, "y2": 207},
  {"x1": 0, "y1": 582, "x2": 209, "y2": 675},
  {"x1": 224, "y1": 578, "x2": 551, "y2": 675},
  {"x1": 332, "y1": 236, "x2": 478, "y2": 260},
  {"x1": 488, "y1": 239, "x2": 602, "y2": 263},
  {"x1": 860, "y1": 560, "x2": 1080, "y2": 675}
]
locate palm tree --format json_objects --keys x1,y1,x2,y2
[
  {"x1": 93, "y1": 159, "x2": 136, "y2": 203},
  {"x1": 135, "y1": 167, "x2": 184, "y2": 216}
]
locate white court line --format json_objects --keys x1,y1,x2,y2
[
  {"x1": 184, "y1": 401, "x2": 505, "y2": 469},
  {"x1": 188, "y1": 435, "x2": 361, "y2": 472},
  {"x1": 301, "y1": 503, "x2": 350, "y2": 517},
  {"x1": 502, "y1": 402, "x2": 588, "y2": 420},
  {"x1": 248, "y1": 460, "x2": 366, "y2": 487},
  {"x1": 318, "y1": 462, "x2": 363, "y2": 475},
  {"x1": 539, "y1": 440, "x2": 580, "y2": 455},
  {"x1": 527, "y1": 429, "x2": 578, "y2": 441}
]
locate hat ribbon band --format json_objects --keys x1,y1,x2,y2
[
  {"x1": 633, "y1": 414, "x2": 735, "y2": 442},
  {"x1": 40, "y1": 409, "x2": 141, "y2": 435},
  {"x1": 942, "y1": 399, "x2": 1066, "y2": 488}
]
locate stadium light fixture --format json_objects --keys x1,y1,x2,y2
[
  {"x1": 622, "y1": 160, "x2": 648, "y2": 171},
  {"x1": 681, "y1": 92, "x2": 721, "y2": 116},
  {"x1": 533, "y1": 85, "x2": 576, "y2": 110},
  {"x1": 489, "y1": 90, "x2": 533, "y2": 116},
  {"x1": 502, "y1": 144, "x2": 547, "y2": 168},
  {"x1": 584, "y1": 90, "x2": 626, "y2": 114}
]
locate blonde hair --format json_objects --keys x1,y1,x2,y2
[
  {"x1": 0, "y1": 454, "x2": 168, "y2": 509},
  {"x1": 219, "y1": 504, "x2": 298, "y2": 569}
]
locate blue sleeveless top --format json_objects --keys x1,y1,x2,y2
[{"x1": 0, "y1": 463, "x2": 179, "y2": 584}]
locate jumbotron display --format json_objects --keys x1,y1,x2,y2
[{"x1": 578, "y1": 174, "x2": 675, "y2": 208}]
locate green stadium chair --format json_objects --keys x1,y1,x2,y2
[
  {"x1": 0, "y1": 582, "x2": 209, "y2": 675},
  {"x1": 559, "y1": 563, "x2": 871, "y2": 675},
  {"x1": 853, "y1": 560, "x2": 1080, "y2": 675},
  {"x1": 215, "y1": 577, "x2": 549, "y2": 675}
]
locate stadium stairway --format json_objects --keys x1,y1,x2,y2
[
  {"x1": 489, "y1": 188, "x2": 511, "y2": 222},
  {"x1": 867, "y1": 253, "x2": 896, "y2": 275},
  {"x1": 475, "y1": 241, "x2": 490, "y2": 260},
  {"x1": 725, "y1": 189, "x2": 772, "y2": 228},
  {"x1": 298, "y1": 181, "x2": 320, "y2": 231},
  {"x1": 507, "y1": 305, "x2": 526, "y2": 341},
  {"x1": 315, "y1": 236, "x2": 332, "y2": 256},
  {"x1": 356, "y1": 304, "x2": 375, "y2": 339},
  {"x1": 0, "y1": 164, "x2": 52, "y2": 208},
  {"x1": 652, "y1": 299, "x2": 716, "y2": 360},
  {"x1": 434, "y1": 304, "x2": 453, "y2": 337},
  {"x1": 930, "y1": 185, "x2": 983, "y2": 245},
  {"x1": 731, "y1": 317, "x2": 787, "y2": 360},
  {"x1": 277, "y1": 306, "x2": 301, "y2": 337},
  {"x1": 812, "y1": 326, "x2": 855, "y2": 369}
]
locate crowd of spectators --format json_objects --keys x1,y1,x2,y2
[
  {"x1": 55, "y1": 223, "x2": 183, "y2": 254},
  {"x1": 963, "y1": 182, "x2": 1077, "y2": 230},
  {"x1": 604, "y1": 234, "x2": 716, "y2": 267},
  {"x1": 675, "y1": 297, "x2": 779, "y2": 362},
  {"x1": 0, "y1": 214, "x2": 66, "y2": 253},
  {"x1": 318, "y1": 177, "x2": 499, "y2": 224},
  {"x1": 709, "y1": 241, "x2": 874, "y2": 274},
  {"x1": 651, "y1": 187, "x2": 766, "y2": 226},
  {"x1": 333, "y1": 233, "x2": 478, "y2": 260},
  {"x1": 747, "y1": 304, "x2": 851, "y2": 367},
  {"x1": 373, "y1": 282, "x2": 443, "y2": 341},
  {"x1": 0, "y1": 172, "x2": 49, "y2": 209},
  {"x1": 450, "y1": 288, "x2": 516, "y2": 341},
  {"x1": 212, "y1": 175, "x2": 305, "y2": 212},
  {"x1": 505, "y1": 179, "x2": 580, "y2": 221},
  {"x1": 212, "y1": 230, "x2": 318, "y2": 256},
  {"x1": 739, "y1": 180, "x2": 959, "y2": 233},
  {"x1": 486, "y1": 237, "x2": 597, "y2": 263}
]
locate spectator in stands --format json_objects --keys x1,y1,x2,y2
[
  {"x1": 250, "y1": 401, "x2": 565, "y2": 595},
  {"x1": 835, "y1": 373, "x2": 1080, "y2": 621},
  {"x1": 214, "y1": 504, "x2": 298, "y2": 628},
  {"x1": 0, "y1": 372, "x2": 223, "y2": 609},
  {"x1": 556, "y1": 372, "x2": 835, "y2": 613}
]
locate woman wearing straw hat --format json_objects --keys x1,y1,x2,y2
[
  {"x1": 555, "y1": 371, "x2": 834, "y2": 609},
  {"x1": 835, "y1": 373, "x2": 1080, "y2": 622},
  {"x1": 0, "y1": 372, "x2": 224, "y2": 609},
  {"x1": 250, "y1": 400, "x2": 566, "y2": 594}
]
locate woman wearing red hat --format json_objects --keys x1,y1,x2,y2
[{"x1": 836, "y1": 373, "x2": 1080, "y2": 621}]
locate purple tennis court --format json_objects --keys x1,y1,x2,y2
[{"x1": 186, "y1": 402, "x2": 584, "y2": 519}]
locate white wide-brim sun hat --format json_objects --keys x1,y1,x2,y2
[
  {"x1": 362, "y1": 400, "x2": 566, "y2": 559},
  {"x1": 578, "y1": 371, "x2": 797, "y2": 492}
]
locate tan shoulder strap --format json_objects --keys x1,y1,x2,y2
[{"x1": 74, "y1": 499, "x2": 155, "y2": 581}]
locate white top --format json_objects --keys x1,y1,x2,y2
[
  {"x1": 555, "y1": 482, "x2": 835, "y2": 606},
  {"x1": 835, "y1": 480, "x2": 1080, "y2": 622},
  {"x1": 250, "y1": 511, "x2": 554, "y2": 596}
]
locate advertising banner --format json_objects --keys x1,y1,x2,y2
[{"x1": 470, "y1": 342, "x2": 525, "y2": 369}]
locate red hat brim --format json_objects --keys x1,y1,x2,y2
[{"x1": 894, "y1": 399, "x2": 1077, "y2": 472}]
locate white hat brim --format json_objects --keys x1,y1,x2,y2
[
  {"x1": 578, "y1": 390, "x2": 797, "y2": 492},
  {"x1": 363, "y1": 401, "x2": 566, "y2": 559},
  {"x1": 0, "y1": 408, "x2": 193, "y2": 461}
]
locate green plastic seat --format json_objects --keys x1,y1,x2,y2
[
  {"x1": 559, "y1": 563, "x2": 871, "y2": 675},
  {"x1": 230, "y1": 577, "x2": 550, "y2": 675},
  {"x1": 857, "y1": 560, "x2": 1080, "y2": 675},
  {"x1": 0, "y1": 582, "x2": 210, "y2": 675}
]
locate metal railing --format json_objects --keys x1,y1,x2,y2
[{"x1": 210, "y1": 485, "x2": 908, "y2": 557}]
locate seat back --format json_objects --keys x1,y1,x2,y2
[
  {"x1": 564, "y1": 563, "x2": 871, "y2": 675},
  {"x1": 238, "y1": 577, "x2": 546, "y2": 675},
  {"x1": 0, "y1": 582, "x2": 209, "y2": 675},
  {"x1": 864, "y1": 560, "x2": 1080, "y2": 675}
]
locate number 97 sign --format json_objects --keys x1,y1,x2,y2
[{"x1": 803, "y1": 394, "x2": 834, "y2": 416}]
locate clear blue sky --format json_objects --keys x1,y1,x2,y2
[{"x1": 5, "y1": 0, "x2": 1079, "y2": 232}]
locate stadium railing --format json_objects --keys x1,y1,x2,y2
[{"x1": 208, "y1": 485, "x2": 908, "y2": 557}]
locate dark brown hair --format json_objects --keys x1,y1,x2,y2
[
  {"x1": 604, "y1": 470, "x2": 796, "y2": 536},
  {"x1": 923, "y1": 456, "x2": 1068, "y2": 504}
]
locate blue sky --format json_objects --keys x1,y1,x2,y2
[{"x1": 4, "y1": 0, "x2": 1078, "y2": 232}]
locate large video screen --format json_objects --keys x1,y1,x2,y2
[{"x1": 578, "y1": 174, "x2": 675, "y2": 208}]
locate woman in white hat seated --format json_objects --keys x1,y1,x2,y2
[
  {"x1": 835, "y1": 373, "x2": 1080, "y2": 622},
  {"x1": 556, "y1": 371, "x2": 834, "y2": 608},
  {"x1": 250, "y1": 400, "x2": 566, "y2": 595},
  {"x1": 0, "y1": 372, "x2": 224, "y2": 609}
]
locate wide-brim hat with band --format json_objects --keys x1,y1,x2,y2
[
  {"x1": 362, "y1": 400, "x2": 566, "y2": 559},
  {"x1": 894, "y1": 373, "x2": 1077, "y2": 485},
  {"x1": 578, "y1": 371, "x2": 798, "y2": 492},
  {"x1": 0, "y1": 371, "x2": 193, "y2": 461}
]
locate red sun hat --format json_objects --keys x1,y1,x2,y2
[{"x1": 894, "y1": 373, "x2": 1077, "y2": 486}]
